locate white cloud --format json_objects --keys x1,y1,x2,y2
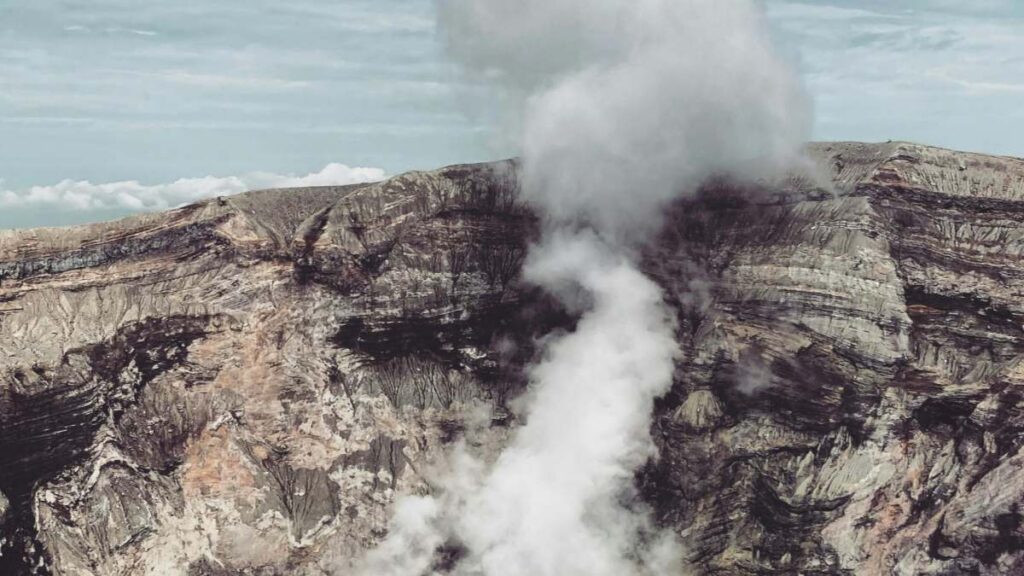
[
  {"x1": 0, "y1": 163, "x2": 385, "y2": 213},
  {"x1": 153, "y1": 70, "x2": 310, "y2": 91},
  {"x1": 62, "y1": 24, "x2": 159, "y2": 37}
]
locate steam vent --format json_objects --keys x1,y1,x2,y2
[{"x1": 3, "y1": 141, "x2": 1024, "y2": 575}]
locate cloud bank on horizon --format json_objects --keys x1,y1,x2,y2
[{"x1": 0, "y1": 163, "x2": 384, "y2": 229}]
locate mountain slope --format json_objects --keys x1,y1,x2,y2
[{"x1": 1, "y1": 143, "x2": 1023, "y2": 575}]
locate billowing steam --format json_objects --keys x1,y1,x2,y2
[
  {"x1": 441, "y1": 0, "x2": 809, "y2": 241},
  {"x1": 360, "y1": 0, "x2": 808, "y2": 574}
]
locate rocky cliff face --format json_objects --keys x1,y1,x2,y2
[{"x1": 1, "y1": 142, "x2": 1023, "y2": 575}]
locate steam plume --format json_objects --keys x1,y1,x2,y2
[{"x1": 361, "y1": 1, "x2": 808, "y2": 574}]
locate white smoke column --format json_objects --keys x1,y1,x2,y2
[
  {"x1": 360, "y1": 231, "x2": 683, "y2": 576},
  {"x1": 452, "y1": 230, "x2": 683, "y2": 576},
  {"x1": 360, "y1": 1, "x2": 809, "y2": 574}
]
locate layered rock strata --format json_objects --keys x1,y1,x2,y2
[{"x1": 1, "y1": 143, "x2": 1023, "y2": 575}]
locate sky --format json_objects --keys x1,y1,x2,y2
[{"x1": 1, "y1": 0, "x2": 1022, "y2": 229}]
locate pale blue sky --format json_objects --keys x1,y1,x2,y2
[{"x1": 1, "y1": 0, "x2": 1022, "y2": 228}]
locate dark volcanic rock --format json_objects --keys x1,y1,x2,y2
[{"x1": 1, "y1": 143, "x2": 1024, "y2": 574}]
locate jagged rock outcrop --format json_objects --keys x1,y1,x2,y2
[{"x1": 1, "y1": 142, "x2": 1023, "y2": 575}]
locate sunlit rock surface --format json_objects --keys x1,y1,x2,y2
[{"x1": 1, "y1": 142, "x2": 1024, "y2": 575}]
